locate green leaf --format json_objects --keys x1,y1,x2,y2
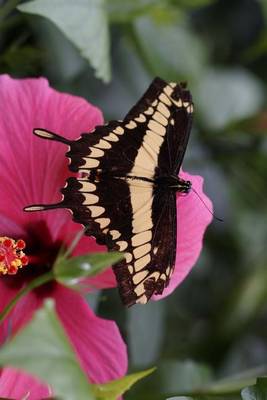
[
  {"x1": 158, "y1": 360, "x2": 213, "y2": 394},
  {"x1": 0, "y1": 45, "x2": 43, "y2": 76},
  {"x1": 195, "y1": 68, "x2": 264, "y2": 130},
  {"x1": 128, "y1": 300, "x2": 165, "y2": 367},
  {"x1": 54, "y1": 251, "x2": 123, "y2": 285},
  {"x1": 0, "y1": 299, "x2": 93, "y2": 400},
  {"x1": 107, "y1": 0, "x2": 161, "y2": 23},
  {"x1": 92, "y1": 368, "x2": 155, "y2": 399},
  {"x1": 17, "y1": 0, "x2": 111, "y2": 82},
  {"x1": 134, "y1": 17, "x2": 207, "y2": 81},
  {"x1": 241, "y1": 377, "x2": 267, "y2": 400}
]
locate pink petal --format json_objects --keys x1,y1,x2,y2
[
  {"x1": 0, "y1": 285, "x2": 42, "y2": 346},
  {"x1": 0, "y1": 280, "x2": 21, "y2": 345},
  {"x1": 0, "y1": 74, "x2": 103, "y2": 243},
  {"x1": 0, "y1": 74, "x2": 115, "y2": 290},
  {"x1": 0, "y1": 285, "x2": 127, "y2": 396},
  {"x1": 0, "y1": 368, "x2": 49, "y2": 400},
  {"x1": 154, "y1": 170, "x2": 213, "y2": 300},
  {"x1": 54, "y1": 285, "x2": 128, "y2": 383}
]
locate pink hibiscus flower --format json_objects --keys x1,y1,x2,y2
[
  {"x1": 0, "y1": 75, "x2": 127, "y2": 399},
  {"x1": 154, "y1": 168, "x2": 213, "y2": 300}
]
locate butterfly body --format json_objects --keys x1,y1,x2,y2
[{"x1": 25, "y1": 78, "x2": 193, "y2": 306}]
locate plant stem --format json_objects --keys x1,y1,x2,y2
[{"x1": 0, "y1": 271, "x2": 54, "y2": 324}]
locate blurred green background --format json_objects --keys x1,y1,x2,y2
[{"x1": 2, "y1": 0, "x2": 267, "y2": 398}]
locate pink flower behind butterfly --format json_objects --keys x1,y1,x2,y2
[
  {"x1": 154, "y1": 168, "x2": 213, "y2": 300},
  {"x1": 0, "y1": 74, "x2": 212, "y2": 396},
  {"x1": 0, "y1": 75, "x2": 127, "y2": 399}
]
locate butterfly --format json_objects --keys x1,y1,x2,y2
[{"x1": 25, "y1": 77, "x2": 193, "y2": 306}]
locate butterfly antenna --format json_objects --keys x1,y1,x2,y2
[
  {"x1": 191, "y1": 187, "x2": 223, "y2": 222},
  {"x1": 33, "y1": 129, "x2": 71, "y2": 145}
]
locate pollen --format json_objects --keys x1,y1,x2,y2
[{"x1": 0, "y1": 237, "x2": 28, "y2": 275}]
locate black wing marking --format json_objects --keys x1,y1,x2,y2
[
  {"x1": 63, "y1": 78, "x2": 193, "y2": 178},
  {"x1": 25, "y1": 77, "x2": 193, "y2": 306},
  {"x1": 58, "y1": 175, "x2": 176, "y2": 306}
]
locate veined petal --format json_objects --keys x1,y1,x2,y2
[
  {"x1": 0, "y1": 285, "x2": 127, "y2": 396},
  {"x1": 54, "y1": 285, "x2": 128, "y2": 383},
  {"x1": 0, "y1": 75, "x2": 103, "y2": 244},
  {"x1": 0, "y1": 287, "x2": 43, "y2": 347},
  {"x1": 0, "y1": 367, "x2": 49, "y2": 400},
  {"x1": 154, "y1": 170, "x2": 213, "y2": 299}
]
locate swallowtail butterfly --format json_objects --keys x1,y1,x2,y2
[{"x1": 25, "y1": 77, "x2": 193, "y2": 306}]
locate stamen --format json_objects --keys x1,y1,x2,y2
[{"x1": 0, "y1": 236, "x2": 28, "y2": 275}]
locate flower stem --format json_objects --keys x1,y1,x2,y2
[{"x1": 0, "y1": 271, "x2": 54, "y2": 324}]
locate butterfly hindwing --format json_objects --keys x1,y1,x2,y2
[{"x1": 61, "y1": 175, "x2": 176, "y2": 305}]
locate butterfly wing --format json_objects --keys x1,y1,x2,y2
[
  {"x1": 61, "y1": 175, "x2": 176, "y2": 305},
  {"x1": 25, "y1": 77, "x2": 193, "y2": 305}
]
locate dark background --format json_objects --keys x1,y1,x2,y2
[{"x1": 1, "y1": 0, "x2": 267, "y2": 398}]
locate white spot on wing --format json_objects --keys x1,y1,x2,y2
[
  {"x1": 135, "y1": 114, "x2": 146, "y2": 123},
  {"x1": 148, "y1": 120, "x2": 166, "y2": 136},
  {"x1": 136, "y1": 294, "x2": 148, "y2": 304},
  {"x1": 125, "y1": 120, "x2": 137, "y2": 129},
  {"x1": 114, "y1": 126, "x2": 124, "y2": 135},
  {"x1": 79, "y1": 181, "x2": 96, "y2": 192},
  {"x1": 110, "y1": 230, "x2": 121, "y2": 240},
  {"x1": 133, "y1": 243, "x2": 151, "y2": 259},
  {"x1": 103, "y1": 133, "x2": 119, "y2": 142},
  {"x1": 88, "y1": 206, "x2": 105, "y2": 217},
  {"x1": 89, "y1": 147, "x2": 104, "y2": 157},
  {"x1": 95, "y1": 218, "x2": 110, "y2": 229},
  {"x1": 153, "y1": 111, "x2": 168, "y2": 126},
  {"x1": 82, "y1": 194, "x2": 99, "y2": 205},
  {"x1": 82, "y1": 158, "x2": 99, "y2": 168},
  {"x1": 157, "y1": 102, "x2": 170, "y2": 118},
  {"x1": 116, "y1": 240, "x2": 128, "y2": 251},
  {"x1": 159, "y1": 93, "x2": 171, "y2": 106},
  {"x1": 95, "y1": 139, "x2": 111, "y2": 149},
  {"x1": 133, "y1": 270, "x2": 149, "y2": 284},
  {"x1": 144, "y1": 107, "x2": 154, "y2": 115},
  {"x1": 132, "y1": 230, "x2": 152, "y2": 247},
  {"x1": 134, "y1": 254, "x2": 151, "y2": 271}
]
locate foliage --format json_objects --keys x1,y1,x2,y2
[
  {"x1": 18, "y1": 0, "x2": 110, "y2": 82},
  {"x1": 0, "y1": 300, "x2": 153, "y2": 400},
  {"x1": 0, "y1": 300, "x2": 94, "y2": 400},
  {"x1": 1, "y1": 0, "x2": 267, "y2": 398}
]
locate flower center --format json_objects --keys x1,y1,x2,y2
[{"x1": 0, "y1": 237, "x2": 28, "y2": 275}]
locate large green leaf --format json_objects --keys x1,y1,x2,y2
[
  {"x1": 195, "y1": 68, "x2": 264, "y2": 130},
  {"x1": 54, "y1": 251, "x2": 123, "y2": 285},
  {"x1": 0, "y1": 300, "x2": 93, "y2": 400},
  {"x1": 107, "y1": 0, "x2": 162, "y2": 23},
  {"x1": 134, "y1": 16, "x2": 207, "y2": 81},
  {"x1": 241, "y1": 377, "x2": 267, "y2": 400},
  {"x1": 128, "y1": 300, "x2": 165, "y2": 367},
  {"x1": 18, "y1": 0, "x2": 111, "y2": 82},
  {"x1": 92, "y1": 368, "x2": 155, "y2": 399},
  {"x1": 135, "y1": 17, "x2": 208, "y2": 81},
  {"x1": 158, "y1": 360, "x2": 213, "y2": 394}
]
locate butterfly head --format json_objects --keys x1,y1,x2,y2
[{"x1": 177, "y1": 178, "x2": 192, "y2": 194}]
